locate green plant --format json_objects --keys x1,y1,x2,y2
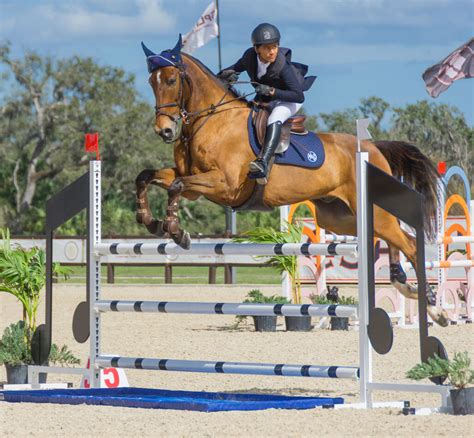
[
  {"x1": 48, "y1": 344, "x2": 81, "y2": 366},
  {"x1": 0, "y1": 321, "x2": 80, "y2": 367},
  {"x1": 309, "y1": 293, "x2": 358, "y2": 305},
  {"x1": 406, "y1": 352, "x2": 474, "y2": 389},
  {"x1": 0, "y1": 321, "x2": 32, "y2": 366},
  {"x1": 243, "y1": 289, "x2": 290, "y2": 305},
  {"x1": 233, "y1": 222, "x2": 304, "y2": 303},
  {"x1": 0, "y1": 228, "x2": 70, "y2": 335},
  {"x1": 232, "y1": 289, "x2": 290, "y2": 328},
  {"x1": 336, "y1": 296, "x2": 358, "y2": 305}
]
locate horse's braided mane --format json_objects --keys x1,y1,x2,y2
[{"x1": 182, "y1": 53, "x2": 251, "y2": 106}]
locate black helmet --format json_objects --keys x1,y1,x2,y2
[{"x1": 251, "y1": 23, "x2": 280, "y2": 46}]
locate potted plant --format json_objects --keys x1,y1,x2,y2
[
  {"x1": 406, "y1": 351, "x2": 474, "y2": 415},
  {"x1": 233, "y1": 289, "x2": 290, "y2": 332},
  {"x1": 309, "y1": 286, "x2": 358, "y2": 331},
  {"x1": 0, "y1": 321, "x2": 80, "y2": 384},
  {"x1": 0, "y1": 229, "x2": 76, "y2": 383},
  {"x1": 233, "y1": 223, "x2": 312, "y2": 331}
]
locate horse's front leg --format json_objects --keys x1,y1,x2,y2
[
  {"x1": 163, "y1": 170, "x2": 233, "y2": 249},
  {"x1": 135, "y1": 168, "x2": 178, "y2": 237}
]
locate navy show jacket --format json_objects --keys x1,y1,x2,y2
[{"x1": 223, "y1": 47, "x2": 316, "y2": 103}]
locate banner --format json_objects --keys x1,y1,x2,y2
[
  {"x1": 182, "y1": 1, "x2": 218, "y2": 54},
  {"x1": 423, "y1": 38, "x2": 474, "y2": 98}
]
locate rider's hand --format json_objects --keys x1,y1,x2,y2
[
  {"x1": 217, "y1": 69, "x2": 239, "y2": 83},
  {"x1": 255, "y1": 84, "x2": 275, "y2": 97}
]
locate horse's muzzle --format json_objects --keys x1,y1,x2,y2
[{"x1": 156, "y1": 127, "x2": 175, "y2": 143}]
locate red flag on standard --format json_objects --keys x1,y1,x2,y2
[{"x1": 85, "y1": 133, "x2": 100, "y2": 160}]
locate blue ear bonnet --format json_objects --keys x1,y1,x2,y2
[{"x1": 141, "y1": 35, "x2": 183, "y2": 73}]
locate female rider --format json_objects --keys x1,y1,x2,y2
[{"x1": 218, "y1": 23, "x2": 316, "y2": 183}]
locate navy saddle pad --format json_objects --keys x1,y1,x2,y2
[{"x1": 247, "y1": 112, "x2": 325, "y2": 169}]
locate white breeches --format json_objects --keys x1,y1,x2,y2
[{"x1": 267, "y1": 101, "x2": 303, "y2": 125}]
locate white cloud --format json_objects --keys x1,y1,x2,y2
[{"x1": 2, "y1": 0, "x2": 176, "y2": 40}]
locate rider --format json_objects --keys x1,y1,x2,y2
[{"x1": 218, "y1": 23, "x2": 316, "y2": 183}]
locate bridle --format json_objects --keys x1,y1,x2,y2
[
  {"x1": 151, "y1": 65, "x2": 193, "y2": 125},
  {"x1": 150, "y1": 61, "x2": 256, "y2": 144}
]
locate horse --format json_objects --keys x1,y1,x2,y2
[{"x1": 135, "y1": 37, "x2": 449, "y2": 327}]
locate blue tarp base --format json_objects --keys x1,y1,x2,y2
[{"x1": 0, "y1": 387, "x2": 344, "y2": 412}]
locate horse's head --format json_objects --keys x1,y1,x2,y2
[{"x1": 141, "y1": 36, "x2": 188, "y2": 143}]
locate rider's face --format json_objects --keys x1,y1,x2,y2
[{"x1": 255, "y1": 43, "x2": 279, "y2": 63}]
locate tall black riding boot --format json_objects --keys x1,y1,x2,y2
[{"x1": 248, "y1": 121, "x2": 282, "y2": 185}]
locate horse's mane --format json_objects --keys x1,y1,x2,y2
[{"x1": 182, "y1": 53, "x2": 250, "y2": 105}]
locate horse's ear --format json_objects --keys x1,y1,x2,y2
[
  {"x1": 141, "y1": 42, "x2": 156, "y2": 57},
  {"x1": 171, "y1": 34, "x2": 183, "y2": 55}
]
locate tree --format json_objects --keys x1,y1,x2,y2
[
  {"x1": 318, "y1": 96, "x2": 390, "y2": 139},
  {"x1": 390, "y1": 100, "x2": 473, "y2": 190},
  {"x1": 359, "y1": 97, "x2": 390, "y2": 139},
  {"x1": 0, "y1": 42, "x2": 171, "y2": 234}
]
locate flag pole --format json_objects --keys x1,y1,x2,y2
[
  {"x1": 215, "y1": 0, "x2": 222, "y2": 71},
  {"x1": 216, "y1": 0, "x2": 236, "y2": 273}
]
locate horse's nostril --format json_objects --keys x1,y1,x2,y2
[{"x1": 163, "y1": 128, "x2": 173, "y2": 139}]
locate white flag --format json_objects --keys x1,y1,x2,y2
[
  {"x1": 182, "y1": 1, "x2": 218, "y2": 54},
  {"x1": 356, "y1": 118, "x2": 372, "y2": 141}
]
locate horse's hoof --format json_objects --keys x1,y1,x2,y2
[
  {"x1": 146, "y1": 219, "x2": 167, "y2": 237},
  {"x1": 428, "y1": 306, "x2": 450, "y2": 327},
  {"x1": 175, "y1": 231, "x2": 191, "y2": 249}
]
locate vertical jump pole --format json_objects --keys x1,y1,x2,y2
[
  {"x1": 436, "y1": 169, "x2": 446, "y2": 287},
  {"x1": 280, "y1": 205, "x2": 292, "y2": 300},
  {"x1": 356, "y1": 119, "x2": 373, "y2": 407},
  {"x1": 89, "y1": 161, "x2": 102, "y2": 388}
]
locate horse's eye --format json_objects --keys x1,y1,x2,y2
[{"x1": 167, "y1": 78, "x2": 177, "y2": 86}]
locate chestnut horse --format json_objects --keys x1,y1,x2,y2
[{"x1": 136, "y1": 40, "x2": 448, "y2": 326}]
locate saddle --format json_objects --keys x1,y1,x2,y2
[{"x1": 252, "y1": 105, "x2": 308, "y2": 153}]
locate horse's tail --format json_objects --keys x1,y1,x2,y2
[{"x1": 373, "y1": 140, "x2": 440, "y2": 239}]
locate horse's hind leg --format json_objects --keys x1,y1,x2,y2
[
  {"x1": 376, "y1": 209, "x2": 449, "y2": 327},
  {"x1": 312, "y1": 199, "x2": 449, "y2": 326}
]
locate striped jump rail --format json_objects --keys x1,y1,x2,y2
[
  {"x1": 324, "y1": 234, "x2": 358, "y2": 243},
  {"x1": 96, "y1": 355, "x2": 360, "y2": 379},
  {"x1": 95, "y1": 300, "x2": 358, "y2": 318},
  {"x1": 436, "y1": 235, "x2": 474, "y2": 244},
  {"x1": 95, "y1": 242, "x2": 358, "y2": 257},
  {"x1": 403, "y1": 259, "x2": 474, "y2": 270}
]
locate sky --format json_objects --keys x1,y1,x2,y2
[{"x1": 1, "y1": 0, "x2": 473, "y2": 126}]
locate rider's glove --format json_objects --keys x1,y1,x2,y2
[
  {"x1": 217, "y1": 69, "x2": 239, "y2": 83},
  {"x1": 255, "y1": 84, "x2": 275, "y2": 97}
]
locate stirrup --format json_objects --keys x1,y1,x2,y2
[
  {"x1": 248, "y1": 166, "x2": 268, "y2": 185},
  {"x1": 249, "y1": 159, "x2": 266, "y2": 174}
]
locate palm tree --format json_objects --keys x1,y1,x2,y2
[
  {"x1": 233, "y1": 222, "x2": 303, "y2": 304},
  {"x1": 0, "y1": 229, "x2": 69, "y2": 339}
]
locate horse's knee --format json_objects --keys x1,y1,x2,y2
[
  {"x1": 168, "y1": 178, "x2": 185, "y2": 197},
  {"x1": 135, "y1": 169, "x2": 155, "y2": 188}
]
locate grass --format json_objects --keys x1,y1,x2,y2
[{"x1": 60, "y1": 265, "x2": 282, "y2": 285}]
